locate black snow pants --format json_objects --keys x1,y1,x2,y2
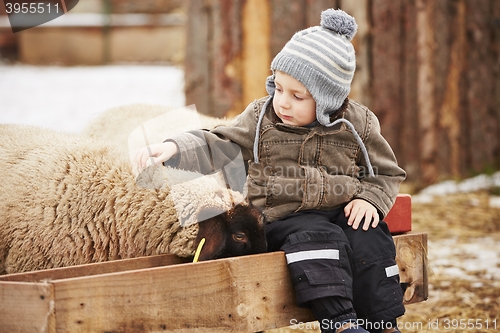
[{"x1": 265, "y1": 207, "x2": 405, "y2": 332}]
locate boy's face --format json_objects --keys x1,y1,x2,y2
[{"x1": 273, "y1": 71, "x2": 316, "y2": 126}]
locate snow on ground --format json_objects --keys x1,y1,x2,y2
[
  {"x1": 414, "y1": 172, "x2": 500, "y2": 208},
  {"x1": 0, "y1": 64, "x2": 185, "y2": 134},
  {"x1": 428, "y1": 237, "x2": 500, "y2": 284},
  {"x1": 413, "y1": 173, "x2": 500, "y2": 283}
]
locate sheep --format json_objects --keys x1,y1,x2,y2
[
  {"x1": 83, "y1": 103, "x2": 235, "y2": 152},
  {"x1": 0, "y1": 124, "x2": 266, "y2": 274}
]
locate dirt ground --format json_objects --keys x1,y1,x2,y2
[
  {"x1": 266, "y1": 189, "x2": 500, "y2": 333},
  {"x1": 399, "y1": 190, "x2": 500, "y2": 333}
]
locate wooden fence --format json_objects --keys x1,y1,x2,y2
[{"x1": 184, "y1": 0, "x2": 500, "y2": 185}]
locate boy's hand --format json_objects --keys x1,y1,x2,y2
[
  {"x1": 344, "y1": 199, "x2": 380, "y2": 231},
  {"x1": 133, "y1": 141, "x2": 178, "y2": 175}
]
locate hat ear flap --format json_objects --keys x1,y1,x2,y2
[
  {"x1": 265, "y1": 74, "x2": 276, "y2": 96},
  {"x1": 315, "y1": 101, "x2": 330, "y2": 126}
]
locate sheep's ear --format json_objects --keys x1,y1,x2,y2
[{"x1": 195, "y1": 212, "x2": 227, "y2": 261}]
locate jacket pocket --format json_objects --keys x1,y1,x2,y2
[{"x1": 266, "y1": 174, "x2": 304, "y2": 207}]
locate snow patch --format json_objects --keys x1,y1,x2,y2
[
  {"x1": 429, "y1": 237, "x2": 500, "y2": 282},
  {"x1": 413, "y1": 172, "x2": 500, "y2": 203},
  {"x1": 0, "y1": 64, "x2": 185, "y2": 134}
]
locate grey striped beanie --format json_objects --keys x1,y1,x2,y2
[{"x1": 267, "y1": 9, "x2": 357, "y2": 126}]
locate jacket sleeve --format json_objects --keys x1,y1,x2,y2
[
  {"x1": 353, "y1": 111, "x2": 406, "y2": 217},
  {"x1": 167, "y1": 100, "x2": 259, "y2": 175}
]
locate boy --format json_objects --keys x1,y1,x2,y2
[{"x1": 136, "y1": 9, "x2": 406, "y2": 333}]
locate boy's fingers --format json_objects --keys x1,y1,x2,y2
[
  {"x1": 351, "y1": 213, "x2": 364, "y2": 230},
  {"x1": 137, "y1": 148, "x2": 150, "y2": 169},
  {"x1": 371, "y1": 214, "x2": 380, "y2": 228},
  {"x1": 344, "y1": 202, "x2": 352, "y2": 217},
  {"x1": 362, "y1": 213, "x2": 374, "y2": 231},
  {"x1": 347, "y1": 205, "x2": 359, "y2": 225}
]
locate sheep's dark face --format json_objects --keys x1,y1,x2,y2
[{"x1": 195, "y1": 203, "x2": 267, "y2": 261}]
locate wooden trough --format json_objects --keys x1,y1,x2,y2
[{"x1": 0, "y1": 195, "x2": 427, "y2": 332}]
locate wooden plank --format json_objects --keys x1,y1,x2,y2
[
  {"x1": 436, "y1": 0, "x2": 466, "y2": 178},
  {"x1": 416, "y1": 0, "x2": 439, "y2": 185},
  {"x1": 184, "y1": 0, "x2": 210, "y2": 115},
  {"x1": 224, "y1": 252, "x2": 316, "y2": 331},
  {"x1": 0, "y1": 254, "x2": 187, "y2": 282},
  {"x1": 400, "y1": 0, "x2": 421, "y2": 180},
  {"x1": 465, "y1": 0, "x2": 498, "y2": 173},
  {"x1": 306, "y1": 0, "x2": 339, "y2": 27},
  {"x1": 385, "y1": 194, "x2": 412, "y2": 234},
  {"x1": 0, "y1": 281, "x2": 55, "y2": 333},
  {"x1": 19, "y1": 27, "x2": 105, "y2": 65},
  {"x1": 14, "y1": 233, "x2": 424, "y2": 332},
  {"x1": 53, "y1": 259, "x2": 244, "y2": 332},
  {"x1": 341, "y1": 0, "x2": 371, "y2": 107},
  {"x1": 49, "y1": 252, "x2": 312, "y2": 333},
  {"x1": 240, "y1": 0, "x2": 271, "y2": 114},
  {"x1": 493, "y1": 0, "x2": 500, "y2": 152},
  {"x1": 109, "y1": 25, "x2": 185, "y2": 64},
  {"x1": 108, "y1": 0, "x2": 185, "y2": 14},
  {"x1": 394, "y1": 233, "x2": 428, "y2": 304},
  {"x1": 370, "y1": 0, "x2": 403, "y2": 155},
  {"x1": 270, "y1": 0, "x2": 306, "y2": 58},
  {"x1": 209, "y1": 0, "x2": 244, "y2": 117}
]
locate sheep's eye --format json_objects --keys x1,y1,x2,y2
[{"x1": 232, "y1": 232, "x2": 247, "y2": 242}]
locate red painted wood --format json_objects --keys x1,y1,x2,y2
[{"x1": 385, "y1": 194, "x2": 412, "y2": 234}]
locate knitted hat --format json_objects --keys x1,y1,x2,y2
[{"x1": 266, "y1": 9, "x2": 358, "y2": 126}]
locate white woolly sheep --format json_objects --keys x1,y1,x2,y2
[
  {"x1": 0, "y1": 124, "x2": 266, "y2": 274},
  {"x1": 83, "y1": 103, "x2": 235, "y2": 151}
]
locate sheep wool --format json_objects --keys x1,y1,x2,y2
[
  {"x1": 83, "y1": 103, "x2": 235, "y2": 152},
  {"x1": 0, "y1": 124, "x2": 243, "y2": 274},
  {"x1": 136, "y1": 165, "x2": 245, "y2": 227}
]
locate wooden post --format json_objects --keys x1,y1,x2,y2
[
  {"x1": 240, "y1": 0, "x2": 271, "y2": 116},
  {"x1": 465, "y1": 0, "x2": 499, "y2": 173},
  {"x1": 184, "y1": 0, "x2": 244, "y2": 118},
  {"x1": 184, "y1": 0, "x2": 213, "y2": 116},
  {"x1": 0, "y1": 254, "x2": 188, "y2": 283},
  {"x1": 370, "y1": 0, "x2": 403, "y2": 155},
  {"x1": 400, "y1": 0, "x2": 421, "y2": 180},
  {"x1": 0, "y1": 281, "x2": 55, "y2": 333},
  {"x1": 341, "y1": 0, "x2": 371, "y2": 107},
  {"x1": 438, "y1": 0, "x2": 466, "y2": 178},
  {"x1": 415, "y1": 0, "x2": 439, "y2": 185},
  {"x1": 493, "y1": 1, "x2": 500, "y2": 164},
  {"x1": 395, "y1": 233, "x2": 428, "y2": 304}
]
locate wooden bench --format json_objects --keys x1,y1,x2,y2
[{"x1": 0, "y1": 194, "x2": 427, "y2": 332}]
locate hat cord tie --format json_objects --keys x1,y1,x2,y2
[
  {"x1": 325, "y1": 118, "x2": 375, "y2": 177},
  {"x1": 253, "y1": 99, "x2": 375, "y2": 178},
  {"x1": 253, "y1": 96, "x2": 272, "y2": 164}
]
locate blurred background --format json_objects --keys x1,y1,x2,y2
[{"x1": 1, "y1": 1, "x2": 499, "y2": 332}]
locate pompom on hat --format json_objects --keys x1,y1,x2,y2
[{"x1": 266, "y1": 9, "x2": 358, "y2": 126}]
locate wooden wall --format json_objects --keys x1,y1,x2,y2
[{"x1": 184, "y1": 0, "x2": 500, "y2": 185}]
